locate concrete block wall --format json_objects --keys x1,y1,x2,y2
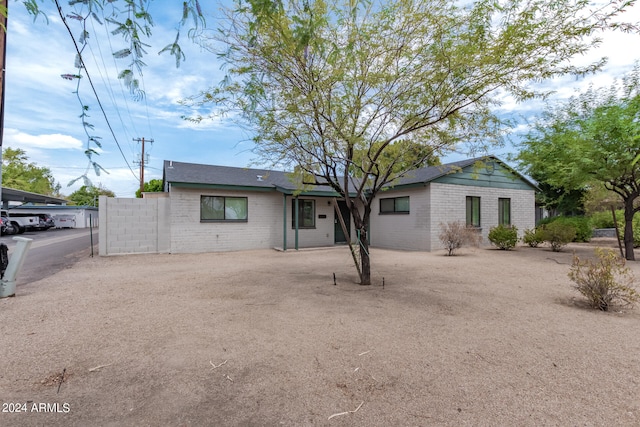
[
  {"x1": 369, "y1": 186, "x2": 431, "y2": 251},
  {"x1": 429, "y1": 183, "x2": 535, "y2": 250},
  {"x1": 99, "y1": 196, "x2": 170, "y2": 255},
  {"x1": 169, "y1": 188, "x2": 282, "y2": 253}
]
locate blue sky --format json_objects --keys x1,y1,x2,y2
[{"x1": 3, "y1": 1, "x2": 640, "y2": 197}]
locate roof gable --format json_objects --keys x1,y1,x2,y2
[{"x1": 386, "y1": 156, "x2": 537, "y2": 191}]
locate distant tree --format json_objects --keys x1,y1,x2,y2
[
  {"x1": 534, "y1": 180, "x2": 586, "y2": 217},
  {"x1": 135, "y1": 179, "x2": 164, "y2": 198},
  {"x1": 517, "y1": 67, "x2": 640, "y2": 260},
  {"x1": 2, "y1": 148, "x2": 61, "y2": 196},
  {"x1": 583, "y1": 182, "x2": 624, "y2": 215},
  {"x1": 68, "y1": 184, "x2": 115, "y2": 207},
  {"x1": 193, "y1": 0, "x2": 636, "y2": 284}
]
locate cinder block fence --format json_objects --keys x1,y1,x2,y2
[{"x1": 99, "y1": 195, "x2": 170, "y2": 255}]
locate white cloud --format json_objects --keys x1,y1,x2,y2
[{"x1": 4, "y1": 128, "x2": 83, "y2": 150}]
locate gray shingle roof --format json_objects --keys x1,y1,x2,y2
[
  {"x1": 163, "y1": 160, "x2": 294, "y2": 189},
  {"x1": 163, "y1": 156, "x2": 535, "y2": 192}
]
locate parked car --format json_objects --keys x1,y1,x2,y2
[
  {"x1": 1, "y1": 217, "x2": 17, "y2": 235},
  {"x1": 34, "y1": 214, "x2": 55, "y2": 231},
  {"x1": 0, "y1": 210, "x2": 37, "y2": 234}
]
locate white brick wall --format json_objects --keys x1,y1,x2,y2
[
  {"x1": 369, "y1": 183, "x2": 535, "y2": 252},
  {"x1": 369, "y1": 187, "x2": 431, "y2": 251},
  {"x1": 170, "y1": 189, "x2": 349, "y2": 252},
  {"x1": 429, "y1": 183, "x2": 535, "y2": 250},
  {"x1": 100, "y1": 182, "x2": 535, "y2": 255},
  {"x1": 99, "y1": 196, "x2": 170, "y2": 255},
  {"x1": 169, "y1": 188, "x2": 281, "y2": 253}
]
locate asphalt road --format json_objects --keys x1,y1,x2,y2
[{"x1": 0, "y1": 227, "x2": 98, "y2": 286}]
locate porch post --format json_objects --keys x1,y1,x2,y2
[
  {"x1": 282, "y1": 193, "x2": 287, "y2": 251},
  {"x1": 294, "y1": 197, "x2": 299, "y2": 250}
]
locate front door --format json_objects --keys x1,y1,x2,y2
[{"x1": 334, "y1": 201, "x2": 350, "y2": 244}]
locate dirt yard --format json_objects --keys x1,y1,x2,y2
[{"x1": 1, "y1": 239, "x2": 639, "y2": 426}]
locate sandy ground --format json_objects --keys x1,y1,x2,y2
[{"x1": 0, "y1": 239, "x2": 639, "y2": 426}]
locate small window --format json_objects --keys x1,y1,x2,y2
[
  {"x1": 292, "y1": 199, "x2": 315, "y2": 228},
  {"x1": 499, "y1": 198, "x2": 511, "y2": 226},
  {"x1": 466, "y1": 196, "x2": 481, "y2": 227},
  {"x1": 380, "y1": 196, "x2": 410, "y2": 214},
  {"x1": 201, "y1": 196, "x2": 248, "y2": 221}
]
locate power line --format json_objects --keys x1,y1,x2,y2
[{"x1": 55, "y1": 0, "x2": 138, "y2": 182}]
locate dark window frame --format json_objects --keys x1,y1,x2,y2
[
  {"x1": 200, "y1": 195, "x2": 248, "y2": 222},
  {"x1": 291, "y1": 199, "x2": 316, "y2": 229},
  {"x1": 466, "y1": 196, "x2": 481, "y2": 228},
  {"x1": 379, "y1": 196, "x2": 410, "y2": 214},
  {"x1": 499, "y1": 198, "x2": 511, "y2": 226}
]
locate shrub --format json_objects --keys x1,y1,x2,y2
[
  {"x1": 555, "y1": 216, "x2": 592, "y2": 242},
  {"x1": 536, "y1": 216, "x2": 592, "y2": 242},
  {"x1": 438, "y1": 221, "x2": 482, "y2": 256},
  {"x1": 522, "y1": 227, "x2": 545, "y2": 247},
  {"x1": 488, "y1": 224, "x2": 518, "y2": 250},
  {"x1": 589, "y1": 210, "x2": 618, "y2": 229},
  {"x1": 569, "y1": 248, "x2": 639, "y2": 311},
  {"x1": 541, "y1": 221, "x2": 576, "y2": 252}
]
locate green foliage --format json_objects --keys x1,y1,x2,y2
[
  {"x1": 522, "y1": 228, "x2": 545, "y2": 248},
  {"x1": 2, "y1": 148, "x2": 61, "y2": 196},
  {"x1": 536, "y1": 216, "x2": 592, "y2": 242},
  {"x1": 488, "y1": 224, "x2": 518, "y2": 250},
  {"x1": 534, "y1": 181, "x2": 586, "y2": 216},
  {"x1": 569, "y1": 248, "x2": 639, "y2": 311},
  {"x1": 553, "y1": 217, "x2": 592, "y2": 242},
  {"x1": 589, "y1": 210, "x2": 619, "y2": 229},
  {"x1": 135, "y1": 179, "x2": 164, "y2": 198},
  {"x1": 69, "y1": 185, "x2": 115, "y2": 207},
  {"x1": 541, "y1": 221, "x2": 576, "y2": 252},
  {"x1": 583, "y1": 182, "x2": 623, "y2": 214},
  {"x1": 438, "y1": 221, "x2": 482, "y2": 256},
  {"x1": 516, "y1": 66, "x2": 640, "y2": 260}
]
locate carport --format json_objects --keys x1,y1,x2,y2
[{"x1": 1, "y1": 187, "x2": 68, "y2": 207}]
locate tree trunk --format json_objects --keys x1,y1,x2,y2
[
  {"x1": 359, "y1": 227, "x2": 371, "y2": 285},
  {"x1": 350, "y1": 202, "x2": 372, "y2": 285},
  {"x1": 623, "y1": 197, "x2": 635, "y2": 261}
]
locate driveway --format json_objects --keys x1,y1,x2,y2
[{"x1": 0, "y1": 228, "x2": 98, "y2": 285}]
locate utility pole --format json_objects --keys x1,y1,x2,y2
[{"x1": 133, "y1": 137, "x2": 153, "y2": 196}]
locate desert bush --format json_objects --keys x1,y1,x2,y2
[
  {"x1": 488, "y1": 224, "x2": 518, "y2": 250},
  {"x1": 438, "y1": 221, "x2": 482, "y2": 256},
  {"x1": 541, "y1": 221, "x2": 576, "y2": 252},
  {"x1": 569, "y1": 248, "x2": 639, "y2": 311},
  {"x1": 555, "y1": 217, "x2": 592, "y2": 242},
  {"x1": 536, "y1": 216, "x2": 592, "y2": 242},
  {"x1": 589, "y1": 210, "x2": 618, "y2": 229},
  {"x1": 522, "y1": 227, "x2": 545, "y2": 247}
]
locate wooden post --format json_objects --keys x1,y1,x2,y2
[{"x1": 611, "y1": 206, "x2": 624, "y2": 258}]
